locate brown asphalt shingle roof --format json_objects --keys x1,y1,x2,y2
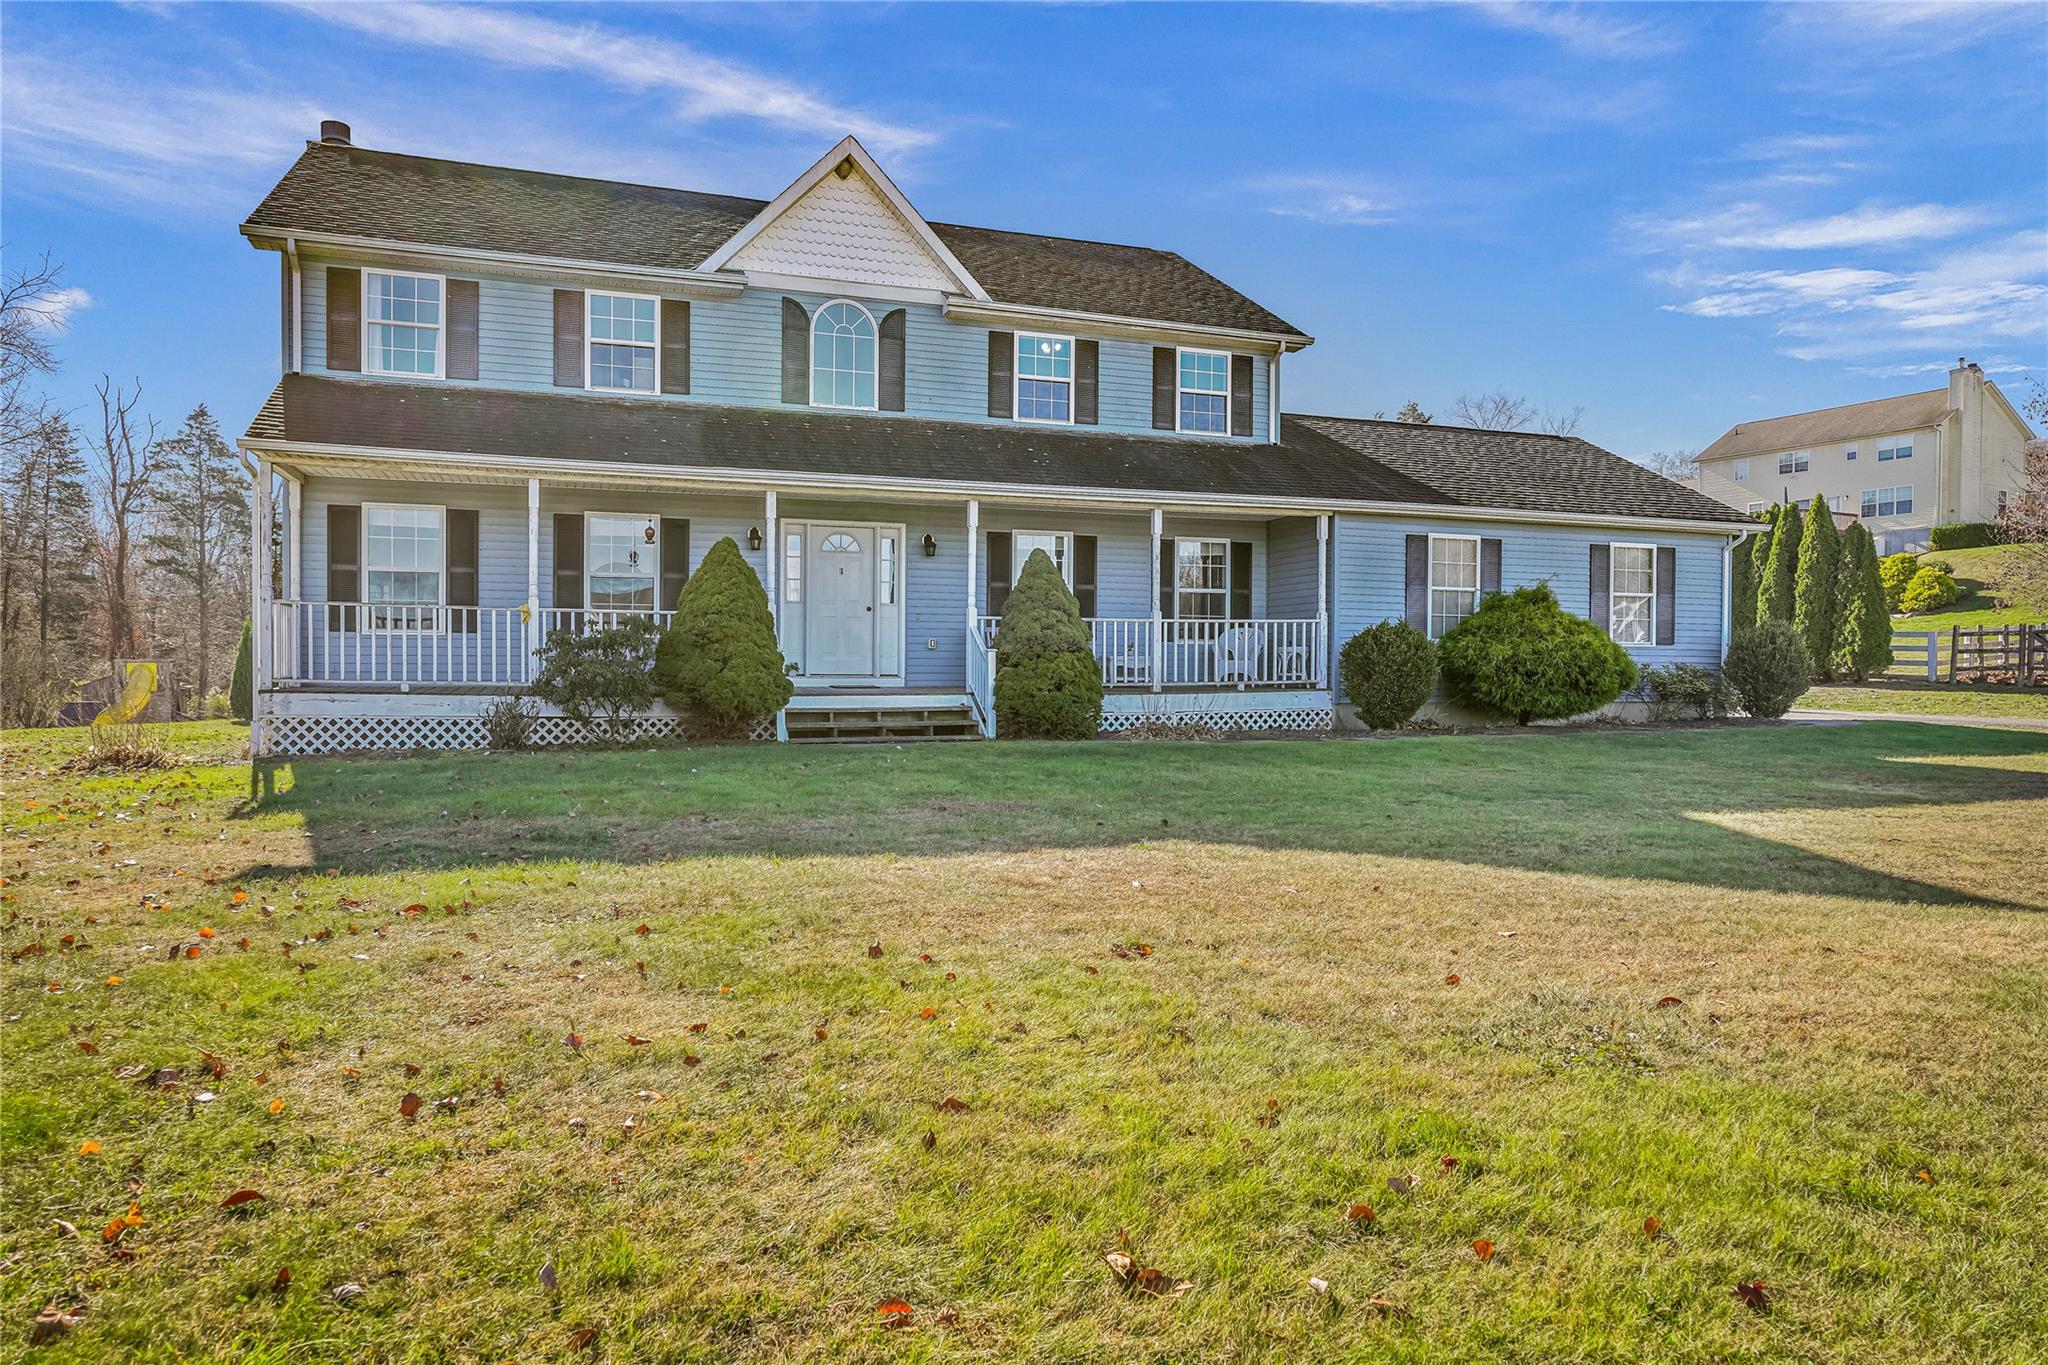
[
  {"x1": 245, "y1": 376, "x2": 1750, "y2": 526},
  {"x1": 243, "y1": 141, "x2": 1306, "y2": 339},
  {"x1": 1698, "y1": 389, "x2": 1953, "y2": 463}
]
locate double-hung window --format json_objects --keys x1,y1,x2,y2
[
  {"x1": 587, "y1": 514, "x2": 658, "y2": 612},
  {"x1": 1778, "y1": 450, "x2": 1809, "y2": 475},
  {"x1": 1747, "y1": 501, "x2": 1766, "y2": 514},
  {"x1": 1427, "y1": 535, "x2": 1480, "y2": 638},
  {"x1": 1609, "y1": 544, "x2": 1655, "y2": 646},
  {"x1": 1177, "y1": 348, "x2": 1231, "y2": 434},
  {"x1": 587, "y1": 293, "x2": 657, "y2": 393},
  {"x1": 364, "y1": 271, "x2": 442, "y2": 378},
  {"x1": 363, "y1": 503, "x2": 444, "y2": 631},
  {"x1": 1174, "y1": 538, "x2": 1228, "y2": 618},
  {"x1": 1877, "y1": 438, "x2": 1913, "y2": 462},
  {"x1": 1733, "y1": 459, "x2": 1750, "y2": 482},
  {"x1": 1861, "y1": 485, "x2": 1913, "y2": 518},
  {"x1": 1013, "y1": 531, "x2": 1072, "y2": 585},
  {"x1": 811, "y1": 300, "x2": 877, "y2": 409},
  {"x1": 1015, "y1": 334, "x2": 1073, "y2": 423}
]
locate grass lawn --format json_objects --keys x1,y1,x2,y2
[
  {"x1": 6, "y1": 719, "x2": 2048, "y2": 1362},
  {"x1": 1798, "y1": 681, "x2": 2048, "y2": 721},
  {"x1": 1893, "y1": 543, "x2": 2044, "y2": 631}
]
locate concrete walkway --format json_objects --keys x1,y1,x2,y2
[{"x1": 1784, "y1": 707, "x2": 2048, "y2": 732}]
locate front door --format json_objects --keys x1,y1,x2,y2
[{"x1": 806, "y1": 525, "x2": 875, "y2": 676}]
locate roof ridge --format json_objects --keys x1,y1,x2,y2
[
  {"x1": 1288, "y1": 411, "x2": 1584, "y2": 442},
  {"x1": 1721, "y1": 386, "x2": 1948, "y2": 430}
]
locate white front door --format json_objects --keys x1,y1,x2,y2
[{"x1": 807, "y1": 525, "x2": 875, "y2": 675}]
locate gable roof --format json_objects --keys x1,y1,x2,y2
[
  {"x1": 243, "y1": 375, "x2": 1749, "y2": 527},
  {"x1": 242, "y1": 139, "x2": 1306, "y2": 340},
  {"x1": 1698, "y1": 388, "x2": 1953, "y2": 463}
]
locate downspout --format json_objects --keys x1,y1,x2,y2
[
  {"x1": 285, "y1": 237, "x2": 302, "y2": 373},
  {"x1": 1721, "y1": 533, "x2": 1738, "y2": 658},
  {"x1": 1268, "y1": 352, "x2": 1281, "y2": 444}
]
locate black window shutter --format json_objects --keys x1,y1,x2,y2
[
  {"x1": 1230, "y1": 541, "x2": 1253, "y2": 619},
  {"x1": 326, "y1": 504, "x2": 360, "y2": 632},
  {"x1": 1152, "y1": 347, "x2": 1176, "y2": 430},
  {"x1": 552, "y1": 289, "x2": 584, "y2": 387},
  {"x1": 1230, "y1": 354, "x2": 1254, "y2": 437},
  {"x1": 553, "y1": 513, "x2": 585, "y2": 618},
  {"x1": 878, "y1": 309, "x2": 906, "y2": 412},
  {"x1": 446, "y1": 279, "x2": 480, "y2": 380},
  {"x1": 1480, "y1": 538, "x2": 1502, "y2": 595},
  {"x1": 781, "y1": 298, "x2": 809, "y2": 403},
  {"x1": 1655, "y1": 546, "x2": 1677, "y2": 645},
  {"x1": 1074, "y1": 340, "x2": 1099, "y2": 425},
  {"x1": 660, "y1": 518, "x2": 691, "y2": 609},
  {"x1": 1072, "y1": 534, "x2": 1098, "y2": 617},
  {"x1": 1403, "y1": 534, "x2": 1428, "y2": 631},
  {"x1": 326, "y1": 267, "x2": 361, "y2": 373},
  {"x1": 985, "y1": 531, "x2": 1012, "y2": 615},
  {"x1": 986, "y1": 330, "x2": 1013, "y2": 418},
  {"x1": 1158, "y1": 537, "x2": 1177, "y2": 617},
  {"x1": 447, "y1": 508, "x2": 479, "y2": 633},
  {"x1": 660, "y1": 299, "x2": 691, "y2": 395},
  {"x1": 1589, "y1": 544, "x2": 1612, "y2": 635}
]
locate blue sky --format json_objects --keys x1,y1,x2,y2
[{"x1": 5, "y1": 1, "x2": 2043, "y2": 460}]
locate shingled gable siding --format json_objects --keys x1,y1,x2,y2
[
  {"x1": 296, "y1": 258, "x2": 1270, "y2": 440},
  {"x1": 1328, "y1": 514, "x2": 1728, "y2": 693}
]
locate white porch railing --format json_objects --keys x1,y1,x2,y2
[
  {"x1": 975, "y1": 615, "x2": 1328, "y2": 690},
  {"x1": 268, "y1": 602, "x2": 674, "y2": 686},
  {"x1": 965, "y1": 622, "x2": 997, "y2": 738}
]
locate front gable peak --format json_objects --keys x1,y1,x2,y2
[{"x1": 702, "y1": 136, "x2": 990, "y2": 300}]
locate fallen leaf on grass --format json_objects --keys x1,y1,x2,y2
[
  {"x1": 1655, "y1": 996, "x2": 1684, "y2": 1008},
  {"x1": 402, "y1": 1062, "x2": 421, "y2": 1077},
  {"x1": 935, "y1": 1096, "x2": 970, "y2": 1113},
  {"x1": 491, "y1": 1077, "x2": 507, "y2": 1097},
  {"x1": 1643, "y1": 1216, "x2": 1663, "y2": 1238},
  {"x1": 1365, "y1": 1294, "x2": 1408, "y2": 1318},
  {"x1": 539, "y1": 1258, "x2": 557, "y2": 1291},
  {"x1": 272, "y1": 1267, "x2": 291, "y2": 1291},
  {"x1": 867, "y1": 942, "x2": 883, "y2": 958},
  {"x1": 219, "y1": 1189, "x2": 266, "y2": 1210},
  {"x1": 1443, "y1": 973, "x2": 1460, "y2": 986},
  {"x1": 921, "y1": 1130, "x2": 936, "y2": 1151},
  {"x1": 687, "y1": 1022, "x2": 707, "y2": 1034},
  {"x1": 565, "y1": 1325, "x2": 598, "y2": 1350},
  {"x1": 1343, "y1": 1204, "x2": 1374, "y2": 1223},
  {"x1": 398, "y1": 1092, "x2": 422, "y2": 1118},
  {"x1": 1387, "y1": 1174, "x2": 1418, "y2": 1195},
  {"x1": 1440, "y1": 1155, "x2": 1460, "y2": 1172},
  {"x1": 78, "y1": 1142, "x2": 102, "y2": 1156},
  {"x1": 918, "y1": 1007, "x2": 937, "y2": 1020},
  {"x1": 682, "y1": 1054, "x2": 700, "y2": 1068},
  {"x1": 29, "y1": 1305, "x2": 85, "y2": 1345},
  {"x1": 1733, "y1": 1281, "x2": 1771, "y2": 1312},
  {"x1": 268, "y1": 1099, "x2": 285, "y2": 1116},
  {"x1": 876, "y1": 1298, "x2": 914, "y2": 1329},
  {"x1": 633, "y1": 923, "x2": 651, "y2": 936},
  {"x1": 813, "y1": 1028, "x2": 829, "y2": 1041},
  {"x1": 563, "y1": 1031, "x2": 584, "y2": 1052},
  {"x1": 623, "y1": 1034, "x2": 654, "y2": 1046},
  {"x1": 1307, "y1": 1276, "x2": 1330, "y2": 1296},
  {"x1": 1914, "y1": 1168, "x2": 1937, "y2": 1185},
  {"x1": 332, "y1": 1282, "x2": 366, "y2": 1304},
  {"x1": 1472, "y1": 1239, "x2": 1495, "y2": 1262},
  {"x1": 77, "y1": 1041, "x2": 98, "y2": 1055}
]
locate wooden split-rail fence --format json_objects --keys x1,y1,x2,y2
[{"x1": 1889, "y1": 624, "x2": 2048, "y2": 684}]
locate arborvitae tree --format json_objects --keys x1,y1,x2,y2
[
  {"x1": 1792, "y1": 496, "x2": 1842, "y2": 677},
  {"x1": 1757, "y1": 500, "x2": 1804, "y2": 624},
  {"x1": 1831, "y1": 522, "x2": 1893, "y2": 681},
  {"x1": 146, "y1": 404, "x2": 250, "y2": 706},
  {"x1": 652, "y1": 536, "x2": 792, "y2": 739},
  {"x1": 1731, "y1": 531, "x2": 1758, "y2": 632},
  {"x1": 993, "y1": 549, "x2": 1102, "y2": 738},
  {"x1": 1744, "y1": 508, "x2": 1776, "y2": 628},
  {"x1": 229, "y1": 619, "x2": 253, "y2": 722}
]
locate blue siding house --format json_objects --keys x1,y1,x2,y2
[{"x1": 236, "y1": 124, "x2": 1752, "y2": 752}]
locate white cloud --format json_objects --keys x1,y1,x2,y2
[
  {"x1": 1472, "y1": 2, "x2": 1686, "y2": 59},
  {"x1": 1627, "y1": 200, "x2": 1995, "y2": 253},
  {"x1": 284, "y1": 2, "x2": 935, "y2": 157},
  {"x1": 33, "y1": 287, "x2": 95, "y2": 332},
  {"x1": 1251, "y1": 175, "x2": 1401, "y2": 226},
  {"x1": 1770, "y1": 1, "x2": 2046, "y2": 59}
]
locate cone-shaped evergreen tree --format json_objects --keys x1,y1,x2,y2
[
  {"x1": 1757, "y1": 500, "x2": 1803, "y2": 623},
  {"x1": 229, "y1": 619, "x2": 253, "y2": 721},
  {"x1": 1792, "y1": 496, "x2": 1842, "y2": 677},
  {"x1": 1731, "y1": 531, "x2": 1758, "y2": 631},
  {"x1": 993, "y1": 549, "x2": 1102, "y2": 738},
  {"x1": 1830, "y1": 521, "x2": 1894, "y2": 681},
  {"x1": 1744, "y1": 509, "x2": 1776, "y2": 628},
  {"x1": 652, "y1": 536, "x2": 792, "y2": 738}
]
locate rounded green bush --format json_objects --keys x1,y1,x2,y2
[
  {"x1": 1928, "y1": 522, "x2": 1998, "y2": 551},
  {"x1": 1722, "y1": 621, "x2": 1811, "y2": 718},
  {"x1": 1338, "y1": 620, "x2": 1437, "y2": 730},
  {"x1": 1898, "y1": 564, "x2": 1960, "y2": 614},
  {"x1": 994, "y1": 549, "x2": 1102, "y2": 739},
  {"x1": 1878, "y1": 552, "x2": 1918, "y2": 611},
  {"x1": 1436, "y1": 583, "x2": 1637, "y2": 724},
  {"x1": 652, "y1": 536, "x2": 793, "y2": 739}
]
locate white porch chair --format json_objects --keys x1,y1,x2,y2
[{"x1": 1214, "y1": 624, "x2": 1265, "y2": 684}]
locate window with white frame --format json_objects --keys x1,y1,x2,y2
[
  {"x1": 363, "y1": 503, "x2": 444, "y2": 630},
  {"x1": 1174, "y1": 538, "x2": 1228, "y2": 618},
  {"x1": 880, "y1": 533, "x2": 898, "y2": 606},
  {"x1": 587, "y1": 513, "x2": 658, "y2": 612},
  {"x1": 364, "y1": 272, "x2": 442, "y2": 377},
  {"x1": 1733, "y1": 459, "x2": 1750, "y2": 482},
  {"x1": 1427, "y1": 535, "x2": 1480, "y2": 638},
  {"x1": 1826, "y1": 494, "x2": 1848, "y2": 512},
  {"x1": 1178, "y1": 349, "x2": 1230, "y2": 434},
  {"x1": 811, "y1": 300, "x2": 877, "y2": 409},
  {"x1": 1861, "y1": 485, "x2": 1913, "y2": 517},
  {"x1": 1845, "y1": 447, "x2": 1858, "y2": 462},
  {"x1": 1747, "y1": 501, "x2": 1766, "y2": 514},
  {"x1": 1015, "y1": 334, "x2": 1073, "y2": 423},
  {"x1": 1877, "y1": 438, "x2": 1913, "y2": 462},
  {"x1": 1778, "y1": 450, "x2": 1810, "y2": 474},
  {"x1": 783, "y1": 531, "x2": 803, "y2": 603},
  {"x1": 1012, "y1": 531, "x2": 1072, "y2": 585},
  {"x1": 588, "y1": 293, "x2": 657, "y2": 392},
  {"x1": 1609, "y1": 544, "x2": 1654, "y2": 646}
]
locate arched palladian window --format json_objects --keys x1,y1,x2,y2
[{"x1": 811, "y1": 300, "x2": 877, "y2": 409}]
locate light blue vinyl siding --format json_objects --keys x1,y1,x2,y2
[
  {"x1": 300, "y1": 258, "x2": 1270, "y2": 442},
  {"x1": 971, "y1": 511, "x2": 1278, "y2": 619},
  {"x1": 1264, "y1": 517, "x2": 1323, "y2": 618},
  {"x1": 1330, "y1": 514, "x2": 1730, "y2": 677}
]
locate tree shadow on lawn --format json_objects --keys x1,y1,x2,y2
[{"x1": 239, "y1": 721, "x2": 2048, "y2": 910}]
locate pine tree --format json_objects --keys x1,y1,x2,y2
[
  {"x1": 1757, "y1": 500, "x2": 1804, "y2": 624},
  {"x1": 993, "y1": 549, "x2": 1102, "y2": 738},
  {"x1": 1743, "y1": 508, "x2": 1776, "y2": 628},
  {"x1": 1394, "y1": 401, "x2": 1432, "y2": 424},
  {"x1": 1830, "y1": 522, "x2": 1894, "y2": 681},
  {"x1": 0, "y1": 415, "x2": 98, "y2": 723},
  {"x1": 1792, "y1": 496, "x2": 1842, "y2": 677},
  {"x1": 1731, "y1": 527, "x2": 1759, "y2": 631},
  {"x1": 146, "y1": 405, "x2": 250, "y2": 706},
  {"x1": 229, "y1": 619, "x2": 253, "y2": 722}
]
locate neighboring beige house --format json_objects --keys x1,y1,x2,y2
[{"x1": 1693, "y1": 359, "x2": 2034, "y2": 553}]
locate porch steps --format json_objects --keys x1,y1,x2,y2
[{"x1": 783, "y1": 704, "x2": 983, "y2": 744}]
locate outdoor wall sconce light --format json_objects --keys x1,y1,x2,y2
[
  {"x1": 921, "y1": 533, "x2": 938, "y2": 557},
  {"x1": 747, "y1": 526, "x2": 763, "y2": 552}
]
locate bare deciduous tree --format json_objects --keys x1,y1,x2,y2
[
  {"x1": 1638, "y1": 449, "x2": 1701, "y2": 482},
  {"x1": 1538, "y1": 405, "x2": 1584, "y2": 438},
  {"x1": 88, "y1": 376, "x2": 162, "y2": 667},
  {"x1": 1, "y1": 251, "x2": 66, "y2": 452},
  {"x1": 1448, "y1": 389, "x2": 1537, "y2": 431}
]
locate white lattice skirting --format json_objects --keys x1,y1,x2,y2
[
  {"x1": 1097, "y1": 693, "x2": 1334, "y2": 734},
  {"x1": 263, "y1": 713, "x2": 775, "y2": 755}
]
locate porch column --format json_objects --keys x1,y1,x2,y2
[
  {"x1": 1316, "y1": 514, "x2": 1331, "y2": 688},
  {"x1": 250, "y1": 459, "x2": 273, "y2": 748},
  {"x1": 526, "y1": 477, "x2": 540, "y2": 683},
  {"x1": 764, "y1": 490, "x2": 779, "y2": 632},
  {"x1": 1149, "y1": 507, "x2": 1164, "y2": 693},
  {"x1": 965, "y1": 499, "x2": 980, "y2": 634},
  {"x1": 281, "y1": 471, "x2": 303, "y2": 685}
]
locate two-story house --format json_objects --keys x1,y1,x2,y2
[
  {"x1": 237, "y1": 123, "x2": 1750, "y2": 752},
  {"x1": 1692, "y1": 360, "x2": 2035, "y2": 553}
]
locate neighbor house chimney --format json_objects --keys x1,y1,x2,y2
[{"x1": 319, "y1": 120, "x2": 352, "y2": 146}]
